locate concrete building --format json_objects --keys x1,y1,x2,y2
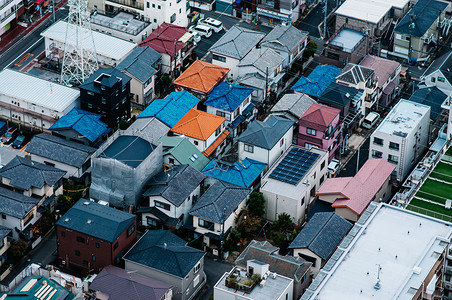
[
  {"x1": 41, "y1": 20, "x2": 137, "y2": 67},
  {"x1": 260, "y1": 146, "x2": 328, "y2": 224},
  {"x1": 88, "y1": 0, "x2": 189, "y2": 30},
  {"x1": 0, "y1": 69, "x2": 80, "y2": 130},
  {"x1": 369, "y1": 99, "x2": 430, "y2": 181},
  {"x1": 301, "y1": 202, "x2": 452, "y2": 300},
  {"x1": 214, "y1": 261, "x2": 294, "y2": 300},
  {"x1": 90, "y1": 12, "x2": 153, "y2": 44}
]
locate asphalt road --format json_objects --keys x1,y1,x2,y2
[
  {"x1": 339, "y1": 133, "x2": 371, "y2": 177},
  {"x1": 296, "y1": 0, "x2": 337, "y2": 38},
  {"x1": 201, "y1": 256, "x2": 233, "y2": 300}
]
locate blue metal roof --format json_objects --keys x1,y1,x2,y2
[
  {"x1": 229, "y1": 115, "x2": 245, "y2": 129},
  {"x1": 292, "y1": 65, "x2": 341, "y2": 97},
  {"x1": 205, "y1": 82, "x2": 253, "y2": 112},
  {"x1": 202, "y1": 158, "x2": 267, "y2": 188},
  {"x1": 138, "y1": 91, "x2": 199, "y2": 127},
  {"x1": 50, "y1": 108, "x2": 108, "y2": 142}
]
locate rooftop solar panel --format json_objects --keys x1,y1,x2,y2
[{"x1": 269, "y1": 147, "x2": 320, "y2": 185}]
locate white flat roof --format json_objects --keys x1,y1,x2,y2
[
  {"x1": 0, "y1": 69, "x2": 79, "y2": 112},
  {"x1": 41, "y1": 20, "x2": 137, "y2": 61},
  {"x1": 305, "y1": 203, "x2": 452, "y2": 299},
  {"x1": 335, "y1": 0, "x2": 409, "y2": 24},
  {"x1": 376, "y1": 99, "x2": 430, "y2": 137},
  {"x1": 330, "y1": 28, "x2": 364, "y2": 53}
]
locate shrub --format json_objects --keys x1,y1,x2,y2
[
  {"x1": 272, "y1": 213, "x2": 294, "y2": 232},
  {"x1": 10, "y1": 240, "x2": 27, "y2": 261},
  {"x1": 247, "y1": 192, "x2": 265, "y2": 217}
]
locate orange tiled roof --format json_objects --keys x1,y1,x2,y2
[
  {"x1": 173, "y1": 60, "x2": 230, "y2": 94},
  {"x1": 171, "y1": 109, "x2": 225, "y2": 140},
  {"x1": 203, "y1": 130, "x2": 229, "y2": 157}
]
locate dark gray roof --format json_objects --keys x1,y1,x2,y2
[
  {"x1": 209, "y1": 26, "x2": 265, "y2": 60},
  {"x1": 422, "y1": 51, "x2": 452, "y2": 83},
  {"x1": 261, "y1": 25, "x2": 308, "y2": 53},
  {"x1": 116, "y1": 46, "x2": 161, "y2": 83},
  {"x1": 26, "y1": 133, "x2": 96, "y2": 168},
  {"x1": 56, "y1": 199, "x2": 136, "y2": 243},
  {"x1": 124, "y1": 230, "x2": 205, "y2": 278},
  {"x1": 288, "y1": 212, "x2": 352, "y2": 260},
  {"x1": 237, "y1": 115, "x2": 294, "y2": 150},
  {"x1": 395, "y1": 0, "x2": 448, "y2": 38},
  {"x1": 144, "y1": 165, "x2": 206, "y2": 207},
  {"x1": 0, "y1": 156, "x2": 66, "y2": 190},
  {"x1": 90, "y1": 265, "x2": 171, "y2": 300},
  {"x1": 0, "y1": 226, "x2": 11, "y2": 240},
  {"x1": 235, "y1": 240, "x2": 311, "y2": 283},
  {"x1": 319, "y1": 83, "x2": 360, "y2": 107},
  {"x1": 79, "y1": 68, "x2": 131, "y2": 93},
  {"x1": 0, "y1": 186, "x2": 38, "y2": 219},
  {"x1": 336, "y1": 63, "x2": 374, "y2": 85},
  {"x1": 409, "y1": 86, "x2": 448, "y2": 120},
  {"x1": 189, "y1": 180, "x2": 250, "y2": 224}
]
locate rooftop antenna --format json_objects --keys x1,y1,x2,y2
[
  {"x1": 374, "y1": 264, "x2": 382, "y2": 290},
  {"x1": 60, "y1": 0, "x2": 99, "y2": 86}
]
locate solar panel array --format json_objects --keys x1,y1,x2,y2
[{"x1": 269, "y1": 147, "x2": 320, "y2": 185}]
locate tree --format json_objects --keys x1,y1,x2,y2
[
  {"x1": 247, "y1": 192, "x2": 265, "y2": 217},
  {"x1": 302, "y1": 40, "x2": 318, "y2": 62},
  {"x1": 236, "y1": 209, "x2": 262, "y2": 237},
  {"x1": 272, "y1": 213, "x2": 294, "y2": 232},
  {"x1": 10, "y1": 240, "x2": 27, "y2": 261},
  {"x1": 118, "y1": 120, "x2": 129, "y2": 130}
]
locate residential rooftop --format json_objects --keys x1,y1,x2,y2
[
  {"x1": 91, "y1": 12, "x2": 150, "y2": 36},
  {"x1": 292, "y1": 65, "x2": 341, "y2": 98},
  {"x1": 271, "y1": 92, "x2": 316, "y2": 121},
  {"x1": 335, "y1": 0, "x2": 409, "y2": 24},
  {"x1": 158, "y1": 136, "x2": 210, "y2": 171},
  {"x1": 0, "y1": 276, "x2": 72, "y2": 300},
  {"x1": 329, "y1": 28, "x2": 365, "y2": 53},
  {"x1": 302, "y1": 203, "x2": 452, "y2": 299},
  {"x1": 359, "y1": 55, "x2": 401, "y2": 89},
  {"x1": 376, "y1": 99, "x2": 430, "y2": 137},
  {"x1": 139, "y1": 22, "x2": 187, "y2": 56}
]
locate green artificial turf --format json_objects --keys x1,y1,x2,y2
[
  {"x1": 408, "y1": 198, "x2": 452, "y2": 216},
  {"x1": 415, "y1": 190, "x2": 446, "y2": 204},
  {"x1": 433, "y1": 162, "x2": 452, "y2": 177},
  {"x1": 419, "y1": 179, "x2": 452, "y2": 200}
]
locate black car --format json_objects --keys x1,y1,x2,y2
[{"x1": 11, "y1": 135, "x2": 26, "y2": 149}]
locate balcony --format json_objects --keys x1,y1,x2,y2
[
  {"x1": 1, "y1": 9, "x2": 14, "y2": 23},
  {"x1": 105, "y1": 0, "x2": 143, "y2": 10},
  {"x1": 0, "y1": 0, "x2": 13, "y2": 11}
]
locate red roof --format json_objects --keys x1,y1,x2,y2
[
  {"x1": 317, "y1": 159, "x2": 395, "y2": 215},
  {"x1": 139, "y1": 22, "x2": 187, "y2": 56},
  {"x1": 299, "y1": 103, "x2": 340, "y2": 131}
]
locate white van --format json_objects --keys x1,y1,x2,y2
[
  {"x1": 362, "y1": 112, "x2": 380, "y2": 129},
  {"x1": 189, "y1": 24, "x2": 212, "y2": 38}
]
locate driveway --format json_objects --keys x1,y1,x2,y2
[{"x1": 201, "y1": 256, "x2": 233, "y2": 300}]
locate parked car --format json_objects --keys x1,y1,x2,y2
[
  {"x1": 0, "y1": 121, "x2": 7, "y2": 137},
  {"x1": 189, "y1": 24, "x2": 212, "y2": 38},
  {"x1": 192, "y1": 32, "x2": 201, "y2": 44},
  {"x1": 328, "y1": 159, "x2": 341, "y2": 177},
  {"x1": 1, "y1": 127, "x2": 18, "y2": 144},
  {"x1": 11, "y1": 135, "x2": 26, "y2": 149},
  {"x1": 362, "y1": 112, "x2": 380, "y2": 129},
  {"x1": 198, "y1": 17, "x2": 223, "y2": 33}
]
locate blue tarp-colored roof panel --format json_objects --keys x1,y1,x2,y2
[
  {"x1": 50, "y1": 108, "x2": 108, "y2": 142},
  {"x1": 205, "y1": 82, "x2": 253, "y2": 112},
  {"x1": 292, "y1": 65, "x2": 341, "y2": 97},
  {"x1": 138, "y1": 91, "x2": 199, "y2": 127}
]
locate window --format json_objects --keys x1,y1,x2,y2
[
  {"x1": 127, "y1": 224, "x2": 135, "y2": 237},
  {"x1": 321, "y1": 161, "x2": 326, "y2": 170},
  {"x1": 320, "y1": 175, "x2": 325, "y2": 185},
  {"x1": 152, "y1": 3, "x2": 155, "y2": 7},
  {"x1": 76, "y1": 236, "x2": 85, "y2": 243},
  {"x1": 306, "y1": 128, "x2": 316, "y2": 136},
  {"x1": 388, "y1": 154, "x2": 399, "y2": 163},
  {"x1": 158, "y1": 5, "x2": 161, "y2": 9},
  {"x1": 194, "y1": 262, "x2": 201, "y2": 273},
  {"x1": 96, "y1": 242, "x2": 100, "y2": 248},
  {"x1": 154, "y1": 18, "x2": 157, "y2": 23},
  {"x1": 372, "y1": 150, "x2": 383, "y2": 158},
  {"x1": 216, "y1": 110, "x2": 226, "y2": 117},
  {"x1": 194, "y1": 141, "x2": 199, "y2": 146},
  {"x1": 147, "y1": 217, "x2": 157, "y2": 226},
  {"x1": 280, "y1": 139, "x2": 284, "y2": 146},
  {"x1": 215, "y1": 127, "x2": 221, "y2": 137},
  {"x1": 198, "y1": 218, "x2": 214, "y2": 229},
  {"x1": 169, "y1": 157, "x2": 175, "y2": 164},
  {"x1": 170, "y1": 13, "x2": 176, "y2": 23},
  {"x1": 438, "y1": 77, "x2": 445, "y2": 82},
  {"x1": 87, "y1": 91, "x2": 94, "y2": 96},
  {"x1": 146, "y1": 2, "x2": 149, "y2": 8},
  {"x1": 92, "y1": 255, "x2": 96, "y2": 262},
  {"x1": 291, "y1": 0, "x2": 297, "y2": 9},
  {"x1": 389, "y1": 142, "x2": 400, "y2": 151},
  {"x1": 300, "y1": 197, "x2": 305, "y2": 206},
  {"x1": 75, "y1": 250, "x2": 80, "y2": 256},
  {"x1": 310, "y1": 185, "x2": 316, "y2": 197},
  {"x1": 431, "y1": 77, "x2": 436, "y2": 82},
  {"x1": 101, "y1": 98, "x2": 106, "y2": 105},
  {"x1": 212, "y1": 54, "x2": 226, "y2": 62},
  {"x1": 87, "y1": 103, "x2": 93, "y2": 109},
  {"x1": 373, "y1": 137, "x2": 383, "y2": 146},
  {"x1": 114, "y1": 242, "x2": 119, "y2": 249},
  {"x1": 61, "y1": 231, "x2": 65, "y2": 237},
  {"x1": 155, "y1": 200, "x2": 171, "y2": 211},
  {"x1": 1, "y1": 214, "x2": 5, "y2": 220},
  {"x1": 193, "y1": 274, "x2": 200, "y2": 287},
  {"x1": 244, "y1": 144, "x2": 254, "y2": 153}
]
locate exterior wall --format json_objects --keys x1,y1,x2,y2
[
  {"x1": 262, "y1": 36, "x2": 308, "y2": 68},
  {"x1": 51, "y1": 128, "x2": 92, "y2": 146},
  {"x1": 124, "y1": 73, "x2": 155, "y2": 107},
  {"x1": 0, "y1": 236, "x2": 10, "y2": 257},
  {"x1": 334, "y1": 206, "x2": 359, "y2": 222},
  {"x1": 28, "y1": 154, "x2": 87, "y2": 180},
  {"x1": 211, "y1": 55, "x2": 240, "y2": 80},
  {"x1": 125, "y1": 256, "x2": 205, "y2": 300},
  {"x1": 335, "y1": 15, "x2": 377, "y2": 37},
  {"x1": 0, "y1": 0, "x2": 23, "y2": 39},
  {"x1": 177, "y1": 122, "x2": 225, "y2": 153},
  {"x1": 57, "y1": 219, "x2": 137, "y2": 273},
  {"x1": 293, "y1": 248, "x2": 322, "y2": 276},
  {"x1": 422, "y1": 70, "x2": 452, "y2": 95},
  {"x1": 318, "y1": 35, "x2": 368, "y2": 68}
]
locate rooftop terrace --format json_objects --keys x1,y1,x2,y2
[{"x1": 91, "y1": 12, "x2": 150, "y2": 36}]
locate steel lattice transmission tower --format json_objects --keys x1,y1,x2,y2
[{"x1": 60, "y1": 0, "x2": 98, "y2": 86}]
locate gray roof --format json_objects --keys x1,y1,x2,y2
[
  {"x1": 0, "y1": 186, "x2": 38, "y2": 219},
  {"x1": 271, "y1": 92, "x2": 316, "y2": 120},
  {"x1": 235, "y1": 240, "x2": 311, "y2": 283},
  {"x1": 336, "y1": 63, "x2": 374, "y2": 85},
  {"x1": 0, "y1": 226, "x2": 11, "y2": 240},
  {"x1": 0, "y1": 156, "x2": 66, "y2": 190},
  {"x1": 288, "y1": 212, "x2": 352, "y2": 260},
  {"x1": 56, "y1": 199, "x2": 136, "y2": 242},
  {"x1": 26, "y1": 133, "x2": 96, "y2": 168},
  {"x1": 261, "y1": 25, "x2": 308, "y2": 53},
  {"x1": 190, "y1": 180, "x2": 250, "y2": 224},
  {"x1": 124, "y1": 230, "x2": 205, "y2": 278},
  {"x1": 237, "y1": 115, "x2": 294, "y2": 150},
  {"x1": 238, "y1": 47, "x2": 285, "y2": 74},
  {"x1": 235, "y1": 73, "x2": 266, "y2": 91},
  {"x1": 144, "y1": 165, "x2": 206, "y2": 207},
  {"x1": 126, "y1": 117, "x2": 170, "y2": 144},
  {"x1": 89, "y1": 265, "x2": 171, "y2": 300},
  {"x1": 209, "y1": 26, "x2": 265, "y2": 60},
  {"x1": 422, "y1": 51, "x2": 452, "y2": 83},
  {"x1": 116, "y1": 46, "x2": 161, "y2": 83}
]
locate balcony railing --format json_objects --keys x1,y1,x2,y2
[
  {"x1": 1, "y1": 9, "x2": 14, "y2": 23},
  {"x1": 105, "y1": 0, "x2": 143, "y2": 10},
  {"x1": 0, "y1": 0, "x2": 13, "y2": 11}
]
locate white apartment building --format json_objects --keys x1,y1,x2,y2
[
  {"x1": 0, "y1": 69, "x2": 80, "y2": 130},
  {"x1": 88, "y1": 0, "x2": 188, "y2": 30},
  {"x1": 369, "y1": 99, "x2": 430, "y2": 182},
  {"x1": 0, "y1": 0, "x2": 22, "y2": 39}
]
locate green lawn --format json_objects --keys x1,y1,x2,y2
[
  {"x1": 415, "y1": 190, "x2": 447, "y2": 204},
  {"x1": 408, "y1": 198, "x2": 452, "y2": 216},
  {"x1": 446, "y1": 146, "x2": 452, "y2": 157},
  {"x1": 433, "y1": 161, "x2": 452, "y2": 177},
  {"x1": 407, "y1": 203, "x2": 452, "y2": 222},
  {"x1": 419, "y1": 179, "x2": 452, "y2": 200}
]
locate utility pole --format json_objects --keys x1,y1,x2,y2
[
  {"x1": 323, "y1": 0, "x2": 328, "y2": 39},
  {"x1": 355, "y1": 145, "x2": 360, "y2": 174},
  {"x1": 220, "y1": 207, "x2": 226, "y2": 261},
  {"x1": 173, "y1": 39, "x2": 178, "y2": 79},
  {"x1": 408, "y1": 14, "x2": 415, "y2": 64},
  {"x1": 52, "y1": 0, "x2": 55, "y2": 23},
  {"x1": 265, "y1": 67, "x2": 269, "y2": 102}
]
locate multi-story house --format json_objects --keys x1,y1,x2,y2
[
  {"x1": 56, "y1": 199, "x2": 137, "y2": 274},
  {"x1": 297, "y1": 103, "x2": 342, "y2": 162},
  {"x1": 158, "y1": 136, "x2": 210, "y2": 171},
  {"x1": 420, "y1": 51, "x2": 452, "y2": 95},
  {"x1": 79, "y1": 68, "x2": 131, "y2": 128},
  {"x1": 369, "y1": 99, "x2": 430, "y2": 182}
]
